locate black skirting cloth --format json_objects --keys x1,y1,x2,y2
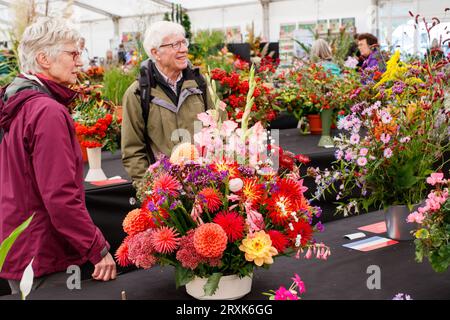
[{"x1": 1, "y1": 210, "x2": 449, "y2": 300}]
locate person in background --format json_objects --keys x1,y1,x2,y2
[
  {"x1": 0, "y1": 17, "x2": 116, "y2": 295},
  {"x1": 357, "y1": 33, "x2": 386, "y2": 73},
  {"x1": 118, "y1": 43, "x2": 127, "y2": 65},
  {"x1": 79, "y1": 37, "x2": 90, "y2": 71},
  {"x1": 103, "y1": 49, "x2": 116, "y2": 68},
  {"x1": 310, "y1": 38, "x2": 341, "y2": 76}
]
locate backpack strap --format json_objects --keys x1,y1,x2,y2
[
  {"x1": 192, "y1": 67, "x2": 208, "y2": 111},
  {"x1": 138, "y1": 59, "x2": 156, "y2": 164}
]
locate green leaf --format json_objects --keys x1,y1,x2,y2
[
  {"x1": 203, "y1": 272, "x2": 222, "y2": 296},
  {"x1": 0, "y1": 214, "x2": 34, "y2": 272},
  {"x1": 175, "y1": 266, "x2": 194, "y2": 289}
]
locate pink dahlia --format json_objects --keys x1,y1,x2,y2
[{"x1": 150, "y1": 226, "x2": 180, "y2": 254}]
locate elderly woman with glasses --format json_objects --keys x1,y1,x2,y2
[
  {"x1": 0, "y1": 17, "x2": 116, "y2": 295},
  {"x1": 121, "y1": 21, "x2": 223, "y2": 184}
]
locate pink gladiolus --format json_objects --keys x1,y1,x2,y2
[
  {"x1": 221, "y1": 120, "x2": 238, "y2": 137},
  {"x1": 426, "y1": 173, "x2": 444, "y2": 186},
  {"x1": 291, "y1": 274, "x2": 306, "y2": 294},
  {"x1": 197, "y1": 112, "x2": 216, "y2": 128}
]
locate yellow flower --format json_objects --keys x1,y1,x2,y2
[
  {"x1": 170, "y1": 143, "x2": 200, "y2": 165},
  {"x1": 239, "y1": 230, "x2": 278, "y2": 266},
  {"x1": 415, "y1": 228, "x2": 429, "y2": 239}
]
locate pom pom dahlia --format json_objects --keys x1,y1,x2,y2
[
  {"x1": 193, "y1": 223, "x2": 228, "y2": 258},
  {"x1": 123, "y1": 209, "x2": 152, "y2": 236}
]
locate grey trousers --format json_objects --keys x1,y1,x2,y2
[{"x1": 8, "y1": 271, "x2": 69, "y2": 295}]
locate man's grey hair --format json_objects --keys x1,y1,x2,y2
[
  {"x1": 143, "y1": 21, "x2": 185, "y2": 61},
  {"x1": 18, "y1": 17, "x2": 81, "y2": 74}
]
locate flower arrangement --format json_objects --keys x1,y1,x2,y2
[
  {"x1": 210, "y1": 67, "x2": 278, "y2": 127},
  {"x1": 263, "y1": 273, "x2": 306, "y2": 300},
  {"x1": 310, "y1": 47, "x2": 450, "y2": 215},
  {"x1": 115, "y1": 67, "x2": 329, "y2": 296},
  {"x1": 71, "y1": 83, "x2": 122, "y2": 153},
  {"x1": 408, "y1": 172, "x2": 450, "y2": 273}
]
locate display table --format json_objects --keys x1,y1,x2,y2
[{"x1": 2, "y1": 210, "x2": 449, "y2": 300}]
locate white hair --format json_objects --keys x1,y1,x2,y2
[
  {"x1": 143, "y1": 21, "x2": 185, "y2": 61},
  {"x1": 18, "y1": 17, "x2": 81, "y2": 74},
  {"x1": 310, "y1": 39, "x2": 333, "y2": 62}
]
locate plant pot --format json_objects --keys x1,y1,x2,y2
[
  {"x1": 318, "y1": 108, "x2": 334, "y2": 147},
  {"x1": 384, "y1": 203, "x2": 424, "y2": 241},
  {"x1": 85, "y1": 147, "x2": 107, "y2": 182},
  {"x1": 185, "y1": 274, "x2": 253, "y2": 300},
  {"x1": 307, "y1": 114, "x2": 322, "y2": 135}
]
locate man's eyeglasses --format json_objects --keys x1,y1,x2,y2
[
  {"x1": 61, "y1": 50, "x2": 82, "y2": 61},
  {"x1": 159, "y1": 39, "x2": 189, "y2": 51}
]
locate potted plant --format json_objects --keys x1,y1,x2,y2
[
  {"x1": 311, "y1": 49, "x2": 450, "y2": 240},
  {"x1": 407, "y1": 172, "x2": 450, "y2": 272},
  {"x1": 71, "y1": 83, "x2": 121, "y2": 181}
]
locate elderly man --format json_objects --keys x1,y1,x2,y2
[
  {"x1": 121, "y1": 21, "x2": 219, "y2": 184},
  {"x1": 0, "y1": 17, "x2": 116, "y2": 295}
]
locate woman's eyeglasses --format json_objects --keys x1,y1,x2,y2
[
  {"x1": 61, "y1": 50, "x2": 82, "y2": 61},
  {"x1": 159, "y1": 39, "x2": 189, "y2": 51}
]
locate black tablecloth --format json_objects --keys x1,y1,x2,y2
[{"x1": 1, "y1": 210, "x2": 449, "y2": 300}]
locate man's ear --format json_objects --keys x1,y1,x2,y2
[
  {"x1": 151, "y1": 48, "x2": 159, "y2": 61},
  {"x1": 36, "y1": 51, "x2": 52, "y2": 70}
]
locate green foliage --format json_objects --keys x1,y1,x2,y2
[
  {"x1": 190, "y1": 30, "x2": 225, "y2": 63},
  {"x1": 203, "y1": 272, "x2": 222, "y2": 296},
  {"x1": 101, "y1": 66, "x2": 138, "y2": 106},
  {"x1": 0, "y1": 214, "x2": 34, "y2": 272},
  {"x1": 175, "y1": 265, "x2": 194, "y2": 288}
]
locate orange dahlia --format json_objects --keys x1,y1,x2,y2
[
  {"x1": 193, "y1": 223, "x2": 227, "y2": 258},
  {"x1": 150, "y1": 226, "x2": 180, "y2": 254},
  {"x1": 198, "y1": 188, "x2": 222, "y2": 212},
  {"x1": 152, "y1": 173, "x2": 181, "y2": 197},
  {"x1": 122, "y1": 209, "x2": 152, "y2": 236},
  {"x1": 242, "y1": 178, "x2": 265, "y2": 206},
  {"x1": 115, "y1": 236, "x2": 132, "y2": 267}
]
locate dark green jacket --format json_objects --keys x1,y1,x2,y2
[{"x1": 121, "y1": 66, "x2": 216, "y2": 183}]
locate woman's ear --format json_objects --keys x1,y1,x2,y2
[{"x1": 36, "y1": 52, "x2": 51, "y2": 70}]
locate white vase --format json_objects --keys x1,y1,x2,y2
[
  {"x1": 85, "y1": 147, "x2": 107, "y2": 182},
  {"x1": 185, "y1": 274, "x2": 253, "y2": 300}
]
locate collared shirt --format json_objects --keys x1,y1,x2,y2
[{"x1": 155, "y1": 64, "x2": 183, "y2": 95}]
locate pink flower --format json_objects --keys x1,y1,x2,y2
[
  {"x1": 383, "y1": 148, "x2": 393, "y2": 159},
  {"x1": 359, "y1": 148, "x2": 368, "y2": 156},
  {"x1": 350, "y1": 134, "x2": 360, "y2": 145},
  {"x1": 407, "y1": 211, "x2": 425, "y2": 224},
  {"x1": 426, "y1": 173, "x2": 444, "y2": 186},
  {"x1": 357, "y1": 157, "x2": 367, "y2": 167},
  {"x1": 291, "y1": 274, "x2": 306, "y2": 294},
  {"x1": 197, "y1": 112, "x2": 216, "y2": 128},
  {"x1": 380, "y1": 133, "x2": 391, "y2": 144},
  {"x1": 244, "y1": 202, "x2": 265, "y2": 233},
  {"x1": 344, "y1": 150, "x2": 355, "y2": 161},
  {"x1": 221, "y1": 120, "x2": 238, "y2": 137},
  {"x1": 274, "y1": 287, "x2": 299, "y2": 300}
]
